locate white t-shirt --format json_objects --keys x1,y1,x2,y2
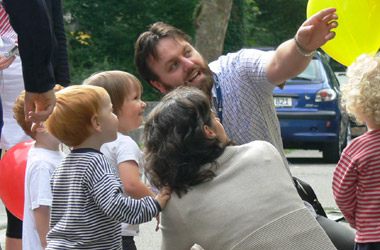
[
  {"x1": 101, "y1": 132, "x2": 143, "y2": 236},
  {"x1": 22, "y1": 144, "x2": 65, "y2": 250}
]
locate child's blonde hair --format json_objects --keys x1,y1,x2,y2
[
  {"x1": 342, "y1": 53, "x2": 380, "y2": 126},
  {"x1": 45, "y1": 85, "x2": 108, "y2": 147},
  {"x1": 13, "y1": 84, "x2": 64, "y2": 139},
  {"x1": 82, "y1": 70, "x2": 142, "y2": 115}
]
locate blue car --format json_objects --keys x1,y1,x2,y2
[{"x1": 273, "y1": 52, "x2": 351, "y2": 163}]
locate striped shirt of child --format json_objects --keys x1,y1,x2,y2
[
  {"x1": 46, "y1": 148, "x2": 160, "y2": 250},
  {"x1": 332, "y1": 129, "x2": 380, "y2": 243}
]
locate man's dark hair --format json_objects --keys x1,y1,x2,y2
[
  {"x1": 134, "y1": 22, "x2": 191, "y2": 86},
  {"x1": 143, "y1": 86, "x2": 231, "y2": 197}
]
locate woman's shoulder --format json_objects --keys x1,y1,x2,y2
[
  {"x1": 220, "y1": 141, "x2": 279, "y2": 161},
  {"x1": 236, "y1": 140, "x2": 278, "y2": 153},
  {"x1": 223, "y1": 141, "x2": 284, "y2": 171}
]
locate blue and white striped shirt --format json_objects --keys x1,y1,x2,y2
[
  {"x1": 210, "y1": 49, "x2": 287, "y2": 167},
  {"x1": 46, "y1": 148, "x2": 160, "y2": 250}
]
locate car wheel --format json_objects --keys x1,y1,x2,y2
[{"x1": 323, "y1": 120, "x2": 351, "y2": 163}]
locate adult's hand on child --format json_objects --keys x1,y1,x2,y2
[
  {"x1": 155, "y1": 186, "x2": 171, "y2": 210},
  {"x1": 0, "y1": 54, "x2": 15, "y2": 70},
  {"x1": 25, "y1": 89, "x2": 56, "y2": 132}
]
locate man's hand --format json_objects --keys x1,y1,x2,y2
[
  {"x1": 24, "y1": 89, "x2": 56, "y2": 131},
  {"x1": 0, "y1": 54, "x2": 15, "y2": 70},
  {"x1": 295, "y1": 7, "x2": 338, "y2": 52}
]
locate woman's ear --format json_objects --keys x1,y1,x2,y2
[
  {"x1": 203, "y1": 125, "x2": 216, "y2": 138},
  {"x1": 91, "y1": 114, "x2": 101, "y2": 132}
]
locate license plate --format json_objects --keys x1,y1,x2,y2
[{"x1": 274, "y1": 97, "x2": 292, "y2": 107}]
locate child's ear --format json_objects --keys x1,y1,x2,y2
[
  {"x1": 91, "y1": 114, "x2": 101, "y2": 132},
  {"x1": 203, "y1": 125, "x2": 216, "y2": 138}
]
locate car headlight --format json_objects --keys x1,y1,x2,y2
[{"x1": 315, "y1": 88, "x2": 337, "y2": 102}]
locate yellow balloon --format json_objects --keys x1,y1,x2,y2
[{"x1": 307, "y1": 0, "x2": 380, "y2": 66}]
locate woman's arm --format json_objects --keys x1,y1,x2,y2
[
  {"x1": 3, "y1": 0, "x2": 55, "y2": 93},
  {"x1": 49, "y1": 0, "x2": 70, "y2": 86}
]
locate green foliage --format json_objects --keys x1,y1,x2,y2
[
  {"x1": 244, "y1": 0, "x2": 307, "y2": 47},
  {"x1": 223, "y1": 0, "x2": 245, "y2": 54},
  {"x1": 62, "y1": 0, "x2": 200, "y2": 101}
]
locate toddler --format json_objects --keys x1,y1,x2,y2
[
  {"x1": 332, "y1": 53, "x2": 380, "y2": 250},
  {"x1": 44, "y1": 85, "x2": 170, "y2": 249},
  {"x1": 83, "y1": 70, "x2": 155, "y2": 250},
  {"x1": 12, "y1": 85, "x2": 65, "y2": 250}
]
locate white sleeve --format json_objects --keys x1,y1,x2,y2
[{"x1": 28, "y1": 162, "x2": 54, "y2": 209}]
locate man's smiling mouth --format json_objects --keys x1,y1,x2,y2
[{"x1": 188, "y1": 70, "x2": 201, "y2": 82}]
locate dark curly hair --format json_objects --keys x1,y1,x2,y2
[{"x1": 143, "y1": 87, "x2": 231, "y2": 197}]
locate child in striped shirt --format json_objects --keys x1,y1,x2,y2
[
  {"x1": 83, "y1": 71, "x2": 156, "y2": 250},
  {"x1": 44, "y1": 85, "x2": 170, "y2": 250},
  {"x1": 332, "y1": 53, "x2": 380, "y2": 250}
]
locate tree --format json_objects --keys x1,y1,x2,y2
[
  {"x1": 245, "y1": 0, "x2": 307, "y2": 47},
  {"x1": 223, "y1": 0, "x2": 245, "y2": 54},
  {"x1": 194, "y1": 0, "x2": 234, "y2": 62}
]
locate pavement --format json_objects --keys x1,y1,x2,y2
[
  {"x1": 0, "y1": 149, "x2": 352, "y2": 249},
  {"x1": 0, "y1": 201, "x2": 6, "y2": 249}
]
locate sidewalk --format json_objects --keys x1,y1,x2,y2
[{"x1": 0, "y1": 201, "x2": 6, "y2": 249}]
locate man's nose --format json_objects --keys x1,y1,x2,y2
[{"x1": 181, "y1": 56, "x2": 194, "y2": 72}]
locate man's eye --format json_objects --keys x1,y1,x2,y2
[
  {"x1": 169, "y1": 62, "x2": 177, "y2": 70},
  {"x1": 185, "y1": 50, "x2": 192, "y2": 57}
]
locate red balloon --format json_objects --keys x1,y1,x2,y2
[{"x1": 0, "y1": 140, "x2": 34, "y2": 220}]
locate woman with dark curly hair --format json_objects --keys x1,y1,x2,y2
[{"x1": 143, "y1": 86, "x2": 336, "y2": 250}]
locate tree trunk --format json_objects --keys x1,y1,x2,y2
[{"x1": 194, "y1": 0, "x2": 233, "y2": 62}]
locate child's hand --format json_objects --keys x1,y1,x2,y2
[
  {"x1": 155, "y1": 216, "x2": 160, "y2": 232},
  {"x1": 155, "y1": 186, "x2": 171, "y2": 210}
]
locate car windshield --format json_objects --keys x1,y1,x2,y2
[{"x1": 288, "y1": 59, "x2": 323, "y2": 84}]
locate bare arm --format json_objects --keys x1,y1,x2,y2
[
  {"x1": 119, "y1": 160, "x2": 162, "y2": 231},
  {"x1": 118, "y1": 160, "x2": 155, "y2": 198},
  {"x1": 33, "y1": 205, "x2": 50, "y2": 249},
  {"x1": 266, "y1": 7, "x2": 338, "y2": 85}
]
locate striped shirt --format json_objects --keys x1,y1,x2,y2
[
  {"x1": 209, "y1": 49, "x2": 288, "y2": 169},
  {"x1": 332, "y1": 129, "x2": 380, "y2": 243},
  {"x1": 46, "y1": 148, "x2": 160, "y2": 250},
  {"x1": 0, "y1": 1, "x2": 17, "y2": 42}
]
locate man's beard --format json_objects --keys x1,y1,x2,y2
[
  {"x1": 159, "y1": 63, "x2": 214, "y2": 99},
  {"x1": 183, "y1": 64, "x2": 214, "y2": 98}
]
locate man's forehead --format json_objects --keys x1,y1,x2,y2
[{"x1": 153, "y1": 37, "x2": 190, "y2": 60}]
